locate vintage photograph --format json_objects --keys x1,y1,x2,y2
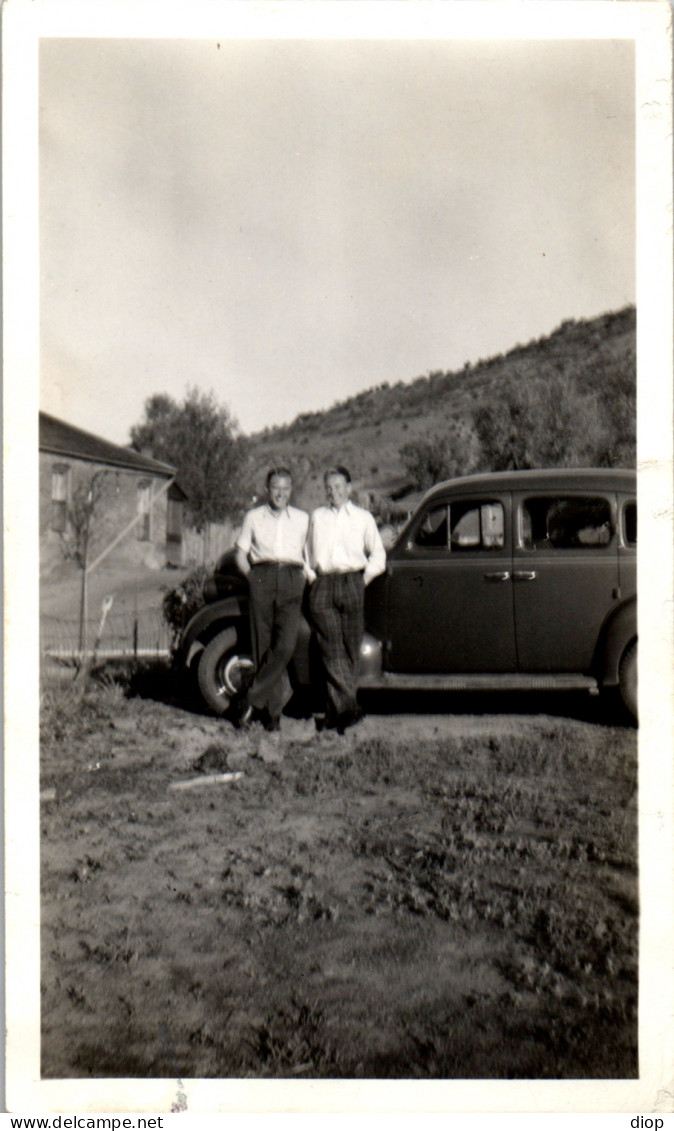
[{"x1": 4, "y1": 0, "x2": 673, "y2": 1115}]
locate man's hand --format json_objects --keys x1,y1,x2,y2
[{"x1": 234, "y1": 547, "x2": 251, "y2": 578}]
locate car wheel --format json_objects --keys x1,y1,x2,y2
[
  {"x1": 619, "y1": 639, "x2": 637, "y2": 723},
  {"x1": 197, "y1": 627, "x2": 254, "y2": 716}
]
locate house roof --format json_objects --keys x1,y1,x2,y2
[{"x1": 39, "y1": 412, "x2": 177, "y2": 478}]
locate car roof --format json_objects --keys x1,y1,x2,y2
[{"x1": 422, "y1": 467, "x2": 636, "y2": 505}]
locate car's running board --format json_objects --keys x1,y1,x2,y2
[{"x1": 358, "y1": 672, "x2": 599, "y2": 693}]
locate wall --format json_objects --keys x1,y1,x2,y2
[{"x1": 40, "y1": 453, "x2": 173, "y2": 576}]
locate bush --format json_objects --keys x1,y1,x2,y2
[
  {"x1": 589, "y1": 351, "x2": 636, "y2": 466},
  {"x1": 400, "y1": 421, "x2": 480, "y2": 490},
  {"x1": 473, "y1": 370, "x2": 614, "y2": 471},
  {"x1": 161, "y1": 565, "x2": 210, "y2": 651}
]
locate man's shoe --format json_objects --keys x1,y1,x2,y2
[
  {"x1": 315, "y1": 711, "x2": 338, "y2": 733},
  {"x1": 231, "y1": 695, "x2": 254, "y2": 729},
  {"x1": 238, "y1": 667, "x2": 255, "y2": 694},
  {"x1": 262, "y1": 712, "x2": 281, "y2": 733},
  {"x1": 337, "y1": 706, "x2": 364, "y2": 735}
]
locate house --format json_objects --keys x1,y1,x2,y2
[{"x1": 39, "y1": 411, "x2": 187, "y2": 575}]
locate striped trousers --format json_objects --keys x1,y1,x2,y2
[{"x1": 308, "y1": 570, "x2": 364, "y2": 722}]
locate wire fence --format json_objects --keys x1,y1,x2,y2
[{"x1": 40, "y1": 607, "x2": 172, "y2": 660}]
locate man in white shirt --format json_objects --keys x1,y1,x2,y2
[
  {"x1": 234, "y1": 468, "x2": 309, "y2": 730},
  {"x1": 306, "y1": 466, "x2": 386, "y2": 734}
]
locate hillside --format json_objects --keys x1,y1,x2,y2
[{"x1": 247, "y1": 306, "x2": 636, "y2": 514}]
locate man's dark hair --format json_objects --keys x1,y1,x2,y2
[
  {"x1": 266, "y1": 467, "x2": 293, "y2": 489},
  {"x1": 324, "y1": 465, "x2": 351, "y2": 485}
]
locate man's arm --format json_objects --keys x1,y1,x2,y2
[
  {"x1": 363, "y1": 512, "x2": 386, "y2": 586},
  {"x1": 303, "y1": 511, "x2": 317, "y2": 584},
  {"x1": 234, "y1": 546, "x2": 251, "y2": 578},
  {"x1": 234, "y1": 511, "x2": 253, "y2": 577}
]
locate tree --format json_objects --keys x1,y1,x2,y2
[
  {"x1": 130, "y1": 388, "x2": 251, "y2": 531},
  {"x1": 128, "y1": 393, "x2": 176, "y2": 464},
  {"x1": 58, "y1": 468, "x2": 119, "y2": 663},
  {"x1": 588, "y1": 351, "x2": 636, "y2": 467},
  {"x1": 473, "y1": 369, "x2": 610, "y2": 472},
  {"x1": 400, "y1": 420, "x2": 480, "y2": 491}
]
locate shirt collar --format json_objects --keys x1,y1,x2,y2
[
  {"x1": 266, "y1": 504, "x2": 289, "y2": 519},
  {"x1": 330, "y1": 499, "x2": 353, "y2": 515}
]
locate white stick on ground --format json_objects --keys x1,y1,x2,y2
[{"x1": 169, "y1": 772, "x2": 244, "y2": 791}]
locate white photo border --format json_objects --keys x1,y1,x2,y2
[{"x1": 3, "y1": 0, "x2": 672, "y2": 1114}]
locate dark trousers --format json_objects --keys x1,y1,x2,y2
[
  {"x1": 247, "y1": 563, "x2": 305, "y2": 720},
  {"x1": 309, "y1": 571, "x2": 364, "y2": 721}
]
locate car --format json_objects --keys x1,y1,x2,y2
[{"x1": 178, "y1": 468, "x2": 637, "y2": 722}]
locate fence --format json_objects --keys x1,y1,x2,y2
[
  {"x1": 40, "y1": 606, "x2": 172, "y2": 661},
  {"x1": 181, "y1": 521, "x2": 237, "y2": 567}
]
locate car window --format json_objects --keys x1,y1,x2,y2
[
  {"x1": 521, "y1": 495, "x2": 613, "y2": 550},
  {"x1": 451, "y1": 501, "x2": 504, "y2": 550},
  {"x1": 415, "y1": 505, "x2": 449, "y2": 548},
  {"x1": 413, "y1": 500, "x2": 504, "y2": 551},
  {"x1": 623, "y1": 501, "x2": 637, "y2": 547}
]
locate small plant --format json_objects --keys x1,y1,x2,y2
[
  {"x1": 246, "y1": 997, "x2": 341, "y2": 1076},
  {"x1": 40, "y1": 682, "x2": 86, "y2": 746}
]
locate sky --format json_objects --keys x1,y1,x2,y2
[{"x1": 39, "y1": 35, "x2": 635, "y2": 446}]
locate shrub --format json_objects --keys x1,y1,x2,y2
[
  {"x1": 161, "y1": 565, "x2": 210, "y2": 651},
  {"x1": 589, "y1": 351, "x2": 636, "y2": 466},
  {"x1": 473, "y1": 370, "x2": 614, "y2": 472},
  {"x1": 400, "y1": 421, "x2": 480, "y2": 490}
]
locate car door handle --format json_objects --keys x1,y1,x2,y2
[
  {"x1": 483, "y1": 571, "x2": 511, "y2": 582},
  {"x1": 513, "y1": 570, "x2": 537, "y2": 581}
]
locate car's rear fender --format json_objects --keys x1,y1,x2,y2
[
  {"x1": 593, "y1": 597, "x2": 637, "y2": 687},
  {"x1": 357, "y1": 632, "x2": 384, "y2": 683},
  {"x1": 180, "y1": 597, "x2": 248, "y2": 667}
]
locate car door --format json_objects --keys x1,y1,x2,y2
[
  {"x1": 385, "y1": 491, "x2": 517, "y2": 672},
  {"x1": 512, "y1": 489, "x2": 620, "y2": 673}
]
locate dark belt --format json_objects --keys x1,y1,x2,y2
[
  {"x1": 251, "y1": 561, "x2": 303, "y2": 570},
  {"x1": 315, "y1": 568, "x2": 364, "y2": 577}
]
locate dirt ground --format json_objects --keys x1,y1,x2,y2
[{"x1": 40, "y1": 663, "x2": 638, "y2": 1081}]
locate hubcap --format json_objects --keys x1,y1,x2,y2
[{"x1": 216, "y1": 654, "x2": 254, "y2": 698}]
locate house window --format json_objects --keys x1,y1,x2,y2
[
  {"x1": 51, "y1": 464, "x2": 70, "y2": 532},
  {"x1": 167, "y1": 497, "x2": 183, "y2": 544},
  {"x1": 137, "y1": 480, "x2": 152, "y2": 541}
]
